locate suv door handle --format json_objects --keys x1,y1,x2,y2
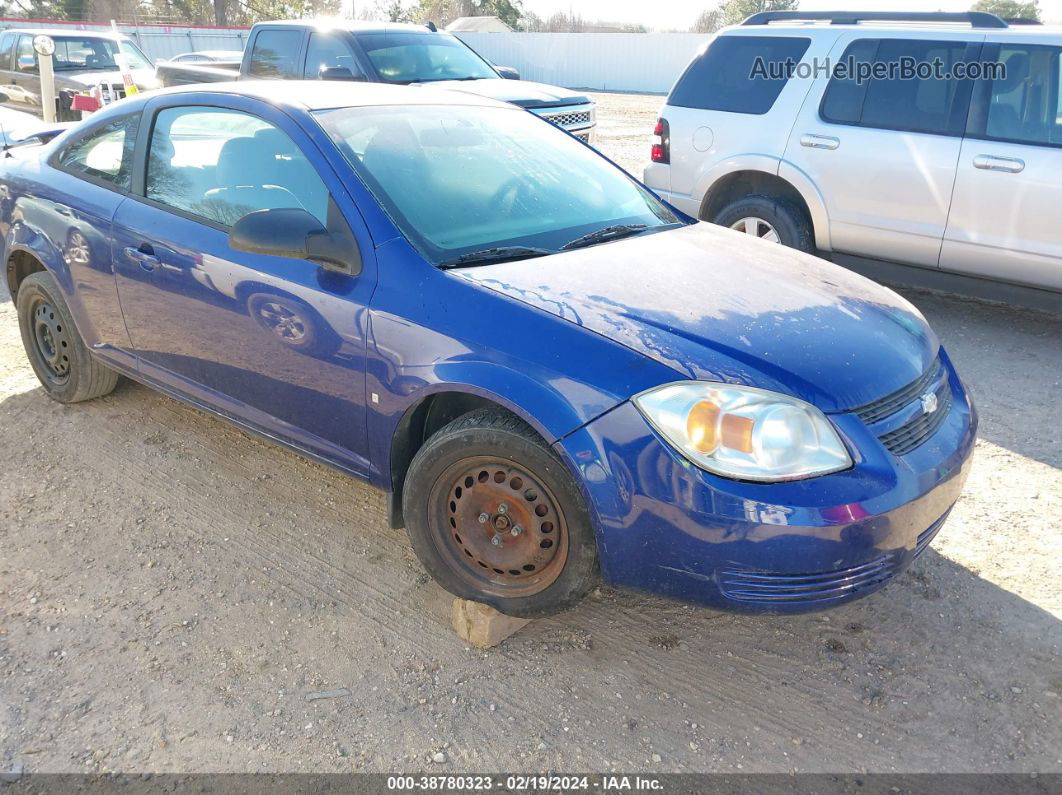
[
  {"x1": 124, "y1": 244, "x2": 160, "y2": 271},
  {"x1": 973, "y1": 155, "x2": 1025, "y2": 173},
  {"x1": 800, "y1": 134, "x2": 840, "y2": 150}
]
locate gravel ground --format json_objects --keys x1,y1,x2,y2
[{"x1": 0, "y1": 92, "x2": 1060, "y2": 776}]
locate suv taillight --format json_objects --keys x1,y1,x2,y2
[{"x1": 651, "y1": 118, "x2": 670, "y2": 164}]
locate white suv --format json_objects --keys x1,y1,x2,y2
[{"x1": 644, "y1": 10, "x2": 1062, "y2": 294}]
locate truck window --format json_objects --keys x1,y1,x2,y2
[
  {"x1": 303, "y1": 31, "x2": 362, "y2": 79},
  {"x1": 821, "y1": 39, "x2": 973, "y2": 137},
  {"x1": 667, "y1": 36, "x2": 811, "y2": 115},
  {"x1": 249, "y1": 29, "x2": 301, "y2": 79}
]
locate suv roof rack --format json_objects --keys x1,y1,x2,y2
[{"x1": 740, "y1": 10, "x2": 1009, "y2": 29}]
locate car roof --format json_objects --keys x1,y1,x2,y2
[
  {"x1": 130, "y1": 80, "x2": 516, "y2": 112},
  {"x1": 721, "y1": 21, "x2": 1062, "y2": 37},
  {"x1": 255, "y1": 19, "x2": 449, "y2": 35}
]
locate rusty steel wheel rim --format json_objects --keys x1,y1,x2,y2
[{"x1": 428, "y1": 456, "x2": 569, "y2": 598}]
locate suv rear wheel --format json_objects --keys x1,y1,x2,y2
[{"x1": 713, "y1": 194, "x2": 814, "y2": 253}]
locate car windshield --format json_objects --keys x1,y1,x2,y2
[
  {"x1": 50, "y1": 37, "x2": 152, "y2": 71},
  {"x1": 357, "y1": 32, "x2": 498, "y2": 83},
  {"x1": 315, "y1": 105, "x2": 682, "y2": 264}
]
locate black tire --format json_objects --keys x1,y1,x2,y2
[
  {"x1": 246, "y1": 291, "x2": 342, "y2": 357},
  {"x1": 712, "y1": 194, "x2": 815, "y2": 253},
  {"x1": 403, "y1": 408, "x2": 598, "y2": 618},
  {"x1": 16, "y1": 270, "x2": 119, "y2": 403}
]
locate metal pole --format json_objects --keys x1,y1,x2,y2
[{"x1": 32, "y1": 35, "x2": 56, "y2": 124}]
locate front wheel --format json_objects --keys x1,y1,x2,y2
[
  {"x1": 402, "y1": 409, "x2": 599, "y2": 617},
  {"x1": 712, "y1": 194, "x2": 814, "y2": 253}
]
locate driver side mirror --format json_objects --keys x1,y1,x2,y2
[
  {"x1": 495, "y1": 65, "x2": 520, "y2": 80},
  {"x1": 229, "y1": 208, "x2": 361, "y2": 275}
]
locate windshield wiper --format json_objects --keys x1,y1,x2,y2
[
  {"x1": 560, "y1": 224, "x2": 648, "y2": 251},
  {"x1": 438, "y1": 246, "x2": 553, "y2": 269}
]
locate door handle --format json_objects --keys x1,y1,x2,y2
[
  {"x1": 973, "y1": 155, "x2": 1025, "y2": 173},
  {"x1": 800, "y1": 134, "x2": 840, "y2": 150},
  {"x1": 124, "y1": 244, "x2": 160, "y2": 271}
]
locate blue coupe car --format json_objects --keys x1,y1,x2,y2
[{"x1": 1, "y1": 82, "x2": 976, "y2": 617}]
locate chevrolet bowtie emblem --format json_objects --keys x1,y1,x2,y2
[{"x1": 921, "y1": 391, "x2": 939, "y2": 415}]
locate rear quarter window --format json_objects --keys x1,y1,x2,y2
[{"x1": 668, "y1": 35, "x2": 811, "y2": 115}]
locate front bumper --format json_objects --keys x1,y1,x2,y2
[{"x1": 554, "y1": 350, "x2": 977, "y2": 613}]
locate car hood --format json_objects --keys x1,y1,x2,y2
[
  {"x1": 424, "y1": 78, "x2": 591, "y2": 109},
  {"x1": 59, "y1": 68, "x2": 156, "y2": 89},
  {"x1": 453, "y1": 223, "x2": 938, "y2": 413}
]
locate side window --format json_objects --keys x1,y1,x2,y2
[
  {"x1": 56, "y1": 114, "x2": 139, "y2": 190},
  {"x1": 821, "y1": 38, "x2": 972, "y2": 136},
  {"x1": 0, "y1": 33, "x2": 14, "y2": 71},
  {"x1": 304, "y1": 32, "x2": 362, "y2": 80},
  {"x1": 983, "y1": 44, "x2": 1062, "y2": 146},
  {"x1": 248, "y1": 29, "x2": 301, "y2": 79},
  {"x1": 146, "y1": 106, "x2": 330, "y2": 227},
  {"x1": 667, "y1": 36, "x2": 811, "y2": 115},
  {"x1": 15, "y1": 34, "x2": 36, "y2": 74}
]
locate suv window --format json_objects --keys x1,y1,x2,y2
[
  {"x1": 667, "y1": 36, "x2": 811, "y2": 115},
  {"x1": 304, "y1": 31, "x2": 362, "y2": 79},
  {"x1": 56, "y1": 114, "x2": 139, "y2": 190},
  {"x1": 821, "y1": 38, "x2": 973, "y2": 136},
  {"x1": 248, "y1": 29, "x2": 301, "y2": 79},
  {"x1": 145, "y1": 106, "x2": 330, "y2": 227},
  {"x1": 981, "y1": 44, "x2": 1062, "y2": 147},
  {"x1": 15, "y1": 34, "x2": 36, "y2": 73},
  {"x1": 0, "y1": 32, "x2": 14, "y2": 71}
]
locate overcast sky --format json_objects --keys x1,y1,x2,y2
[{"x1": 516, "y1": 0, "x2": 1062, "y2": 31}]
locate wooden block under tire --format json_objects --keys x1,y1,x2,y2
[{"x1": 451, "y1": 598, "x2": 531, "y2": 648}]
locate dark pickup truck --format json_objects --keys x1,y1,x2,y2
[{"x1": 156, "y1": 20, "x2": 596, "y2": 141}]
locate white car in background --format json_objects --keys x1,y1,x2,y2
[{"x1": 644, "y1": 10, "x2": 1062, "y2": 295}]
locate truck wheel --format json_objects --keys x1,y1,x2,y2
[
  {"x1": 16, "y1": 271, "x2": 119, "y2": 403},
  {"x1": 402, "y1": 408, "x2": 599, "y2": 618},
  {"x1": 713, "y1": 194, "x2": 814, "y2": 253}
]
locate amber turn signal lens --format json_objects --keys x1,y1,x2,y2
[
  {"x1": 721, "y1": 414, "x2": 754, "y2": 453},
  {"x1": 686, "y1": 399, "x2": 720, "y2": 453}
]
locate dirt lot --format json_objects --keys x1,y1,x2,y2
[{"x1": 1, "y1": 92, "x2": 1060, "y2": 776}]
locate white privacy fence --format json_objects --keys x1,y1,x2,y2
[
  {"x1": 454, "y1": 32, "x2": 710, "y2": 94},
  {"x1": 0, "y1": 20, "x2": 708, "y2": 93}
]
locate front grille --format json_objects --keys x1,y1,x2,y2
[
  {"x1": 854, "y1": 357, "x2": 943, "y2": 424},
  {"x1": 540, "y1": 109, "x2": 592, "y2": 127},
  {"x1": 878, "y1": 383, "x2": 953, "y2": 455},
  {"x1": 719, "y1": 554, "x2": 896, "y2": 606},
  {"x1": 573, "y1": 130, "x2": 591, "y2": 142}
]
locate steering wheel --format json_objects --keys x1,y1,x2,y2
[{"x1": 491, "y1": 176, "x2": 536, "y2": 218}]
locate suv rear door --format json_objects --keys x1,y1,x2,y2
[
  {"x1": 783, "y1": 31, "x2": 982, "y2": 267},
  {"x1": 941, "y1": 37, "x2": 1062, "y2": 290}
]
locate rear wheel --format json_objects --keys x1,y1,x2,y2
[
  {"x1": 403, "y1": 408, "x2": 598, "y2": 617},
  {"x1": 16, "y1": 271, "x2": 118, "y2": 403},
  {"x1": 713, "y1": 194, "x2": 814, "y2": 253}
]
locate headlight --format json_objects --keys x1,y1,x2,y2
[{"x1": 633, "y1": 382, "x2": 851, "y2": 482}]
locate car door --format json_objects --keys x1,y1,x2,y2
[
  {"x1": 783, "y1": 33, "x2": 982, "y2": 268},
  {"x1": 941, "y1": 39, "x2": 1062, "y2": 291},
  {"x1": 111, "y1": 95, "x2": 377, "y2": 473}
]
